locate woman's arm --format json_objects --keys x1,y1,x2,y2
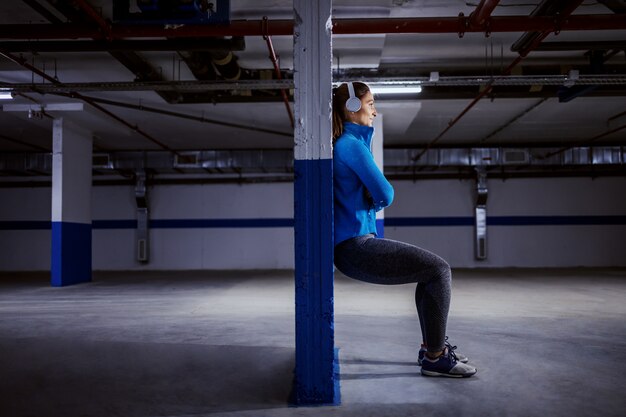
[{"x1": 342, "y1": 139, "x2": 394, "y2": 210}]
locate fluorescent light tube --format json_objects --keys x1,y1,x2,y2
[
  {"x1": 0, "y1": 91, "x2": 13, "y2": 100},
  {"x1": 370, "y1": 85, "x2": 422, "y2": 94}
]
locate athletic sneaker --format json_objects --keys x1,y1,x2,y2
[
  {"x1": 421, "y1": 347, "x2": 477, "y2": 378},
  {"x1": 418, "y1": 337, "x2": 469, "y2": 366}
]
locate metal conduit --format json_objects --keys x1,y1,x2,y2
[
  {"x1": 478, "y1": 98, "x2": 550, "y2": 145},
  {"x1": 52, "y1": 94, "x2": 292, "y2": 137},
  {"x1": 0, "y1": 50, "x2": 182, "y2": 157},
  {"x1": 4, "y1": 76, "x2": 626, "y2": 95}
]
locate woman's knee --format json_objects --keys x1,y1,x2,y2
[{"x1": 431, "y1": 257, "x2": 452, "y2": 283}]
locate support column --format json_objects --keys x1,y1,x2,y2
[
  {"x1": 372, "y1": 114, "x2": 385, "y2": 237},
  {"x1": 51, "y1": 117, "x2": 93, "y2": 286},
  {"x1": 293, "y1": 0, "x2": 338, "y2": 406}
]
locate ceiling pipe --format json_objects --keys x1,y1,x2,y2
[
  {"x1": 52, "y1": 94, "x2": 293, "y2": 137},
  {"x1": 544, "y1": 123, "x2": 626, "y2": 158},
  {"x1": 413, "y1": 0, "x2": 585, "y2": 161},
  {"x1": 608, "y1": 110, "x2": 626, "y2": 124},
  {"x1": 7, "y1": 74, "x2": 626, "y2": 92},
  {"x1": 72, "y1": 0, "x2": 113, "y2": 40},
  {"x1": 597, "y1": 0, "x2": 626, "y2": 14},
  {"x1": 0, "y1": 38, "x2": 247, "y2": 53},
  {"x1": 478, "y1": 98, "x2": 550, "y2": 145},
  {"x1": 468, "y1": 0, "x2": 501, "y2": 29},
  {"x1": 263, "y1": 17, "x2": 294, "y2": 129},
  {"x1": 408, "y1": 0, "x2": 500, "y2": 154},
  {"x1": 22, "y1": 0, "x2": 63, "y2": 24},
  {"x1": 0, "y1": 49, "x2": 182, "y2": 157},
  {"x1": 33, "y1": 0, "x2": 182, "y2": 105},
  {"x1": 1, "y1": 15, "x2": 625, "y2": 39},
  {"x1": 76, "y1": 0, "x2": 248, "y2": 106},
  {"x1": 76, "y1": 96, "x2": 183, "y2": 156},
  {"x1": 0, "y1": 50, "x2": 62, "y2": 85}
]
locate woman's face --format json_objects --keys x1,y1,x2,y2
[{"x1": 347, "y1": 91, "x2": 377, "y2": 127}]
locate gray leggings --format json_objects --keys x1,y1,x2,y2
[{"x1": 334, "y1": 234, "x2": 451, "y2": 352}]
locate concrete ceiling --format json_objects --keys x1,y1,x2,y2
[{"x1": 0, "y1": 0, "x2": 625, "y2": 156}]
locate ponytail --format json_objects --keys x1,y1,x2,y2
[
  {"x1": 331, "y1": 82, "x2": 370, "y2": 144},
  {"x1": 332, "y1": 86, "x2": 344, "y2": 142}
]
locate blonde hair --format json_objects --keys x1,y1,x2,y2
[{"x1": 332, "y1": 82, "x2": 370, "y2": 143}]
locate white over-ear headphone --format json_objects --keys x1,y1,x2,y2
[{"x1": 345, "y1": 82, "x2": 362, "y2": 113}]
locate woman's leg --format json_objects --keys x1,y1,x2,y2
[{"x1": 334, "y1": 234, "x2": 451, "y2": 353}]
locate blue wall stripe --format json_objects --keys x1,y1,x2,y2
[
  {"x1": 51, "y1": 221, "x2": 92, "y2": 287},
  {"x1": 385, "y1": 217, "x2": 473, "y2": 226},
  {"x1": 93, "y1": 220, "x2": 137, "y2": 229},
  {"x1": 150, "y1": 218, "x2": 294, "y2": 228},
  {"x1": 0, "y1": 221, "x2": 52, "y2": 230},
  {"x1": 488, "y1": 215, "x2": 626, "y2": 226},
  {"x1": 2, "y1": 215, "x2": 625, "y2": 231},
  {"x1": 385, "y1": 215, "x2": 626, "y2": 227}
]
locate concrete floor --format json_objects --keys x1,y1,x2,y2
[{"x1": 0, "y1": 268, "x2": 625, "y2": 417}]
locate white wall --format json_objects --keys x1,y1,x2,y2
[
  {"x1": 386, "y1": 177, "x2": 626, "y2": 267},
  {"x1": 91, "y1": 183, "x2": 295, "y2": 270},
  {"x1": 0, "y1": 187, "x2": 52, "y2": 271},
  {"x1": 1, "y1": 176, "x2": 625, "y2": 271}
]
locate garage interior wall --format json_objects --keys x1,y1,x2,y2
[{"x1": 2, "y1": 176, "x2": 625, "y2": 271}]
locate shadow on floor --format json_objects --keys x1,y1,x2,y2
[{"x1": 0, "y1": 338, "x2": 294, "y2": 417}]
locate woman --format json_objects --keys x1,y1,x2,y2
[{"x1": 332, "y1": 81, "x2": 476, "y2": 378}]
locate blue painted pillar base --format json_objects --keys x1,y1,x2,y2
[
  {"x1": 290, "y1": 348, "x2": 341, "y2": 406},
  {"x1": 293, "y1": 159, "x2": 339, "y2": 405},
  {"x1": 51, "y1": 222, "x2": 92, "y2": 287}
]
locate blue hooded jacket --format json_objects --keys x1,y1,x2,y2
[{"x1": 333, "y1": 122, "x2": 394, "y2": 246}]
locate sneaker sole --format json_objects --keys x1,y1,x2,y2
[
  {"x1": 421, "y1": 368, "x2": 477, "y2": 378},
  {"x1": 418, "y1": 357, "x2": 469, "y2": 366}
]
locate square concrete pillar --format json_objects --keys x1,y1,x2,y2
[
  {"x1": 293, "y1": 0, "x2": 339, "y2": 406},
  {"x1": 51, "y1": 118, "x2": 93, "y2": 287}
]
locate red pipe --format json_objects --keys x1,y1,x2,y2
[
  {"x1": 544, "y1": 123, "x2": 626, "y2": 158},
  {"x1": 468, "y1": 0, "x2": 501, "y2": 29},
  {"x1": 414, "y1": 0, "x2": 586, "y2": 160},
  {"x1": 414, "y1": 87, "x2": 494, "y2": 160},
  {"x1": 72, "y1": 0, "x2": 112, "y2": 40},
  {"x1": 263, "y1": 18, "x2": 294, "y2": 129},
  {"x1": 0, "y1": 50, "x2": 61, "y2": 84},
  {"x1": 0, "y1": 49, "x2": 181, "y2": 156},
  {"x1": 0, "y1": 15, "x2": 624, "y2": 39},
  {"x1": 78, "y1": 95, "x2": 182, "y2": 156},
  {"x1": 333, "y1": 15, "x2": 626, "y2": 34}
]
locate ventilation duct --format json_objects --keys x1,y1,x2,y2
[{"x1": 1, "y1": 147, "x2": 624, "y2": 182}]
